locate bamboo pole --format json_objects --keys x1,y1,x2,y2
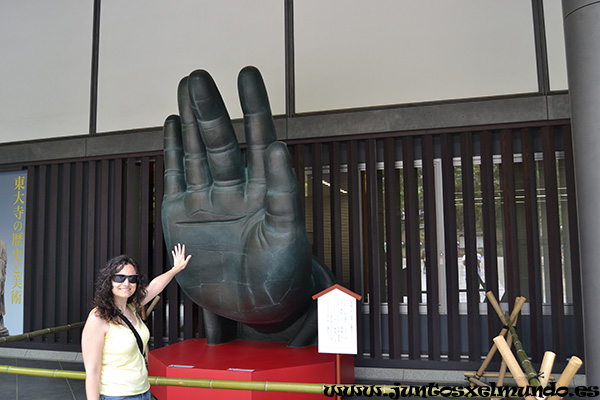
[
  {"x1": 0, "y1": 321, "x2": 85, "y2": 344},
  {"x1": 142, "y1": 296, "x2": 161, "y2": 321},
  {"x1": 547, "y1": 357, "x2": 583, "y2": 400},
  {"x1": 465, "y1": 371, "x2": 554, "y2": 381},
  {"x1": 492, "y1": 335, "x2": 536, "y2": 400},
  {"x1": 146, "y1": 296, "x2": 161, "y2": 316},
  {"x1": 0, "y1": 364, "x2": 517, "y2": 397},
  {"x1": 468, "y1": 294, "x2": 525, "y2": 385},
  {"x1": 0, "y1": 365, "x2": 324, "y2": 393},
  {"x1": 497, "y1": 361, "x2": 508, "y2": 385},
  {"x1": 539, "y1": 351, "x2": 556, "y2": 388},
  {"x1": 504, "y1": 312, "x2": 540, "y2": 388},
  {"x1": 492, "y1": 330, "x2": 512, "y2": 400}
]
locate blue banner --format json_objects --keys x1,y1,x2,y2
[{"x1": 0, "y1": 170, "x2": 27, "y2": 336}]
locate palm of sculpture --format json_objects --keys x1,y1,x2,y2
[{"x1": 161, "y1": 67, "x2": 335, "y2": 346}]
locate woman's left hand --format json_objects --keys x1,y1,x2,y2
[{"x1": 172, "y1": 243, "x2": 192, "y2": 273}]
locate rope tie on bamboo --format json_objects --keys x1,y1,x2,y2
[
  {"x1": 264, "y1": 381, "x2": 269, "y2": 391},
  {"x1": 528, "y1": 376, "x2": 539, "y2": 385}
]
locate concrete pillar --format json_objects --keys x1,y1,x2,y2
[{"x1": 562, "y1": 0, "x2": 600, "y2": 385}]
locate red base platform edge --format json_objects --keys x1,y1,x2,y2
[{"x1": 148, "y1": 339, "x2": 354, "y2": 400}]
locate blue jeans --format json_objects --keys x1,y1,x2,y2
[{"x1": 99, "y1": 390, "x2": 152, "y2": 400}]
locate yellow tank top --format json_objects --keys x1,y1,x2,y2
[{"x1": 99, "y1": 305, "x2": 150, "y2": 396}]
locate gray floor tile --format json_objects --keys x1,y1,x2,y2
[
  {"x1": 0, "y1": 357, "x2": 18, "y2": 400},
  {"x1": 18, "y1": 373, "x2": 77, "y2": 399},
  {"x1": 0, "y1": 357, "x2": 84, "y2": 399},
  {"x1": 62, "y1": 362, "x2": 86, "y2": 400}
]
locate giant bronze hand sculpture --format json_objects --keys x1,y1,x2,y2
[{"x1": 162, "y1": 66, "x2": 335, "y2": 346}]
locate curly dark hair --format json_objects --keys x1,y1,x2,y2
[{"x1": 91, "y1": 254, "x2": 148, "y2": 322}]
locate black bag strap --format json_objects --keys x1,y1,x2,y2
[{"x1": 118, "y1": 311, "x2": 144, "y2": 357}]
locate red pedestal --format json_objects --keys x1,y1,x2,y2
[{"x1": 148, "y1": 339, "x2": 354, "y2": 400}]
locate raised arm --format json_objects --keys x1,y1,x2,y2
[{"x1": 142, "y1": 243, "x2": 191, "y2": 306}]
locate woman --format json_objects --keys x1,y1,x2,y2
[{"x1": 82, "y1": 243, "x2": 191, "y2": 400}]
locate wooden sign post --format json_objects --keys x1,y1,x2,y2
[{"x1": 313, "y1": 284, "x2": 362, "y2": 400}]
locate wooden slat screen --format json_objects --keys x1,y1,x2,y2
[{"x1": 12, "y1": 120, "x2": 583, "y2": 371}]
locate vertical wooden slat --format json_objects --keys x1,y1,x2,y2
[
  {"x1": 125, "y1": 157, "x2": 137, "y2": 256},
  {"x1": 70, "y1": 162, "x2": 84, "y2": 342},
  {"x1": 562, "y1": 125, "x2": 585, "y2": 358},
  {"x1": 23, "y1": 166, "x2": 37, "y2": 334},
  {"x1": 293, "y1": 144, "x2": 306, "y2": 214},
  {"x1": 347, "y1": 140, "x2": 364, "y2": 356},
  {"x1": 99, "y1": 160, "x2": 110, "y2": 265},
  {"x1": 541, "y1": 126, "x2": 566, "y2": 361},
  {"x1": 168, "y1": 278, "x2": 179, "y2": 344},
  {"x1": 402, "y1": 136, "x2": 421, "y2": 359},
  {"x1": 480, "y1": 131, "x2": 501, "y2": 345},
  {"x1": 45, "y1": 164, "x2": 59, "y2": 339},
  {"x1": 140, "y1": 157, "x2": 151, "y2": 277},
  {"x1": 330, "y1": 142, "x2": 343, "y2": 280},
  {"x1": 366, "y1": 139, "x2": 382, "y2": 359},
  {"x1": 500, "y1": 129, "x2": 520, "y2": 302},
  {"x1": 85, "y1": 162, "x2": 97, "y2": 313},
  {"x1": 58, "y1": 163, "x2": 71, "y2": 343},
  {"x1": 194, "y1": 303, "x2": 204, "y2": 341},
  {"x1": 441, "y1": 133, "x2": 460, "y2": 360},
  {"x1": 422, "y1": 135, "x2": 441, "y2": 360},
  {"x1": 183, "y1": 296, "x2": 194, "y2": 340},
  {"x1": 33, "y1": 166, "x2": 48, "y2": 339},
  {"x1": 312, "y1": 143, "x2": 325, "y2": 263},
  {"x1": 153, "y1": 156, "x2": 166, "y2": 348},
  {"x1": 112, "y1": 158, "x2": 123, "y2": 256},
  {"x1": 383, "y1": 137, "x2": 402, "y2": 359},
  {"x1": 521, "y1": 128, "x2": 544, "y2": 361},
  {"x1": 348, "y1": 140, "x2": 362, "y2": 293},
  {"x1": 460, "y1": 132, "x2": 481, "y2": 361}
]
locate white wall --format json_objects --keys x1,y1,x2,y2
[
  {"x1": 0, "y1": 1, "x2": 93, "y2": 143},
  {"x1": 295, "y1": 0, "x2": 539, "y2": 112},
  {"x1": 544, "y1": 0, "x2": 568, "y2": 90},
  {"x1": 0, "y1": 0, "x2": 568, "y2": 144},
  {"x1": 96, "y1": 0, "x2": 285, "y2": 133}
]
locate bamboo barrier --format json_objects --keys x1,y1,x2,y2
[
  {"x1": 492, "y1": 328, "x2": 513, "y2": 400},
  {"x1": 0, "y1": 365, "x2": 523, "y2": 397},
  {"x1": 0, "y1": 321, "x2": 85, "y2": 344},
  {"x1": 145, "y1": 296, "x2": 161, "y2": 317},
  {"x1": 2, "y1": 298, "x2": 161, "y2": 344},
  {"x1": 477, "y1": 291, "x2": 582, "y2": 400},
  {"x1": 467, "y1": 294, "x2": 526, "y2": 385},
  {"x1": 539, "y1": 351, "x2": 556, "y2": 388},
  {"x1": 503, "y1": 313, "x2": 540, "y2": 388},
  {"x1": 464, "y1": 371, "x2": 554, "y2": 381},
  {"x1": 0, "y1": 365, "x2": 324, "y2": 394},
  {"x1": 547, "y1": 357, "x2": 583, "y2": 400},
  {"x1": 493, "y1": 335, "x2": 537, "y2": 400}
]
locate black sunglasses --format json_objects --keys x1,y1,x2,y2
[{"x1": 112, "y1": 274, "x2": 139, "y2": 284}]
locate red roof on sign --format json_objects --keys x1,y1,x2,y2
[{"x1": 312, "y1": 284, "x2": 362, "y2": 300}]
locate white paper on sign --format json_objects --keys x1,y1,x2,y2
[{"x1": 316, "y1": 288, "x2": 358, "y2": 355}]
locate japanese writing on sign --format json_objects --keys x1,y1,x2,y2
[
  {"x1": 314, "y1": 285, "x2": 361, "y2": 355},
  {"x1": 0, "y1": 170, "x2": 27, "y2": 335},
  {"x1": 11, "y1": 174, "x2": 26, "y2": 306}
]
